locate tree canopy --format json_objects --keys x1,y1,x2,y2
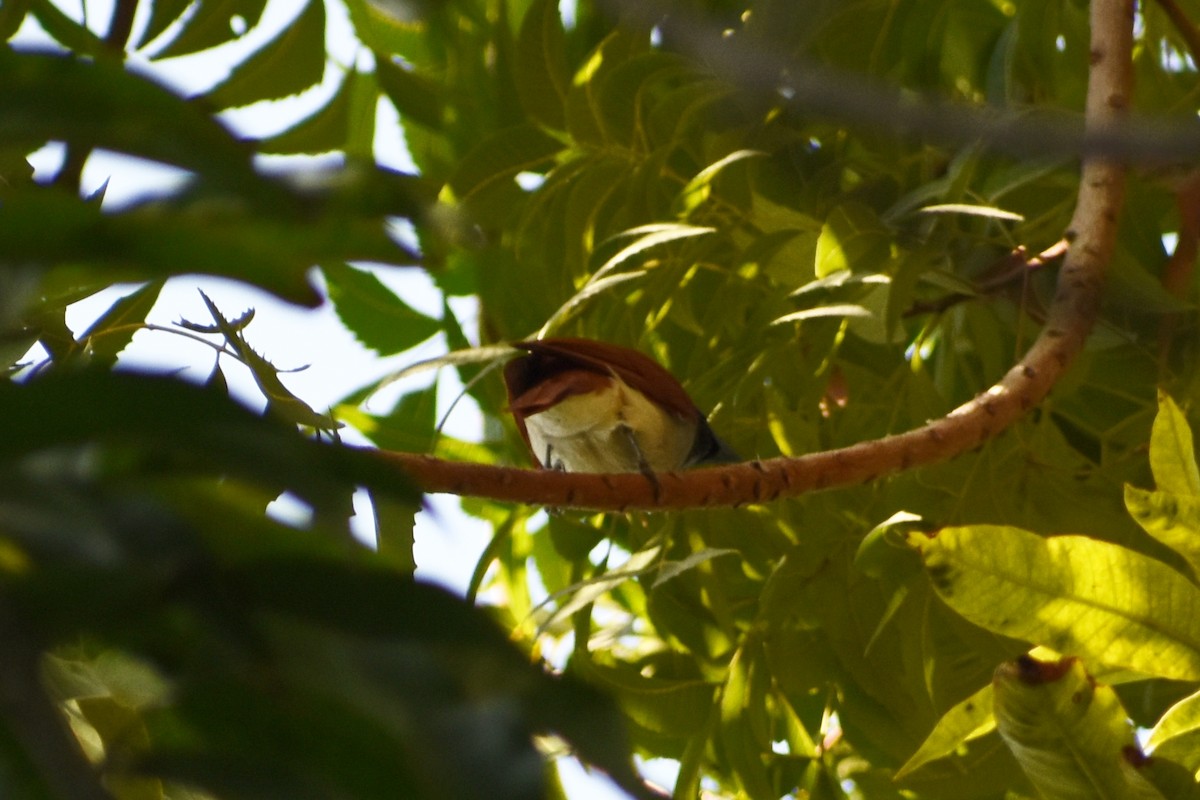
[{"x1": 5, "y1": 0, "x2": 1200, "y2": 798}]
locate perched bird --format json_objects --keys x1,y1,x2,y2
[{"x1": 503, "y1": 337, "x2": 738, "y2": 474}]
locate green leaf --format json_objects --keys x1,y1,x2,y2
[
  {"x1": 993, "y1": 657, "x2": 1163, "y2": 800},
  {"x1": 815, "y1": 203, "x2": 892, "y2": 278},
  {"x1": 539, "y1": 272, "x2": 644, "y2": 334},
  {"x1": 1151, "y1": 391, "x2": 1200, "y2": 497},
  {"x1": 1105, "y1": 248, "x2": 1196, "y2": 314},
  {"x1": 367, "y1": 488, "x2": 418, "y2": 574},
  {"x1": 915, "y1": 525, "x2": 1200, "y2": 680},
  {"x1": 346, "y1": 61, "x2": 381, "y2": 160},
  {"x1": 1140, "y1": 758, "x2": 1200, "y2": 800},
  {"x1": 445, "y1": 123, "x2": 564, "y2": 208},
  {"x1": 556, "y1": 155, "x2": 628, "y2": 271},
  {"x1": 646, "y1": 76, "x2": 733, "y2": 146},
  {"x1": 917, "y1": 203, "x2": 1024, "y2": 221},
  {"x1": 4, "y1": 166, "x2": 425, "y2": 307},
  {"x1": 591, "y1": 223, "x2": 716, "y2": 280},
  {"x1": 674, "y1": 149, "x2": 767, "y2": 218},
  {"x1": 772, "y1": 303, "x2": 874, "y2": 326},
  {"x1": 152, "y1": 0, "x2": 269, "y2": 59},
  {"x1": 197, "y1": 292, "x2": 340, "y2": 431},
  {"x1": 75, "y1": 696, "x2": 164, "y2": 800},
  {"x1": 1124, "y1": 485, "x2": 1200, "y2": 580},
  {"x1": 574, "y1": 655, "x2": 715, "y2": 746},
  {"x1": 0, "y1": 0, "x2": 31, "y2": 41},
  {"x1": 203, "y1": 0, "x2": 327, "y2": 111},
  {"x1": 1146, "y1": 689, "x2": 1200, "y2": 774},
  {"x1": 895, "y1": 683, "x2": 996, "y2": 779},
  {"x1": 593, "y1": 51, "x2": 688, "y2": 148},
  {"x1": 854, "y1": 510, "x2": 926, "y2": 579},
  {"x1": 259, "y1": 68, "x2": 359, "y2": 154},
  {"x1": 69, "y1": 651, "x2": 171, "y2": 709},
  {"x1": 515, "y1": 0, "x2": 569, "y2": 129},
  {"x1": 652, "y1": 548, "x2": 738, "y2": 589},
  {"x1": 719, "y1": 637, "x2": 776, "y2": 799},
  {"x1": 147, "y1": 678, "x2": 425, "y2": 798},
  {"x1": 76, "y1": 281, "x2": 164, "y2": 369},
  {"x1": 357, "y1": 383, "x2": 438, "y2": 454},
  {"x1": 217, "y1": 563, "x2": 648, "y2": 796},
  {"x1": 28, "y1": 0, "x2": 109, "y2": 57},
  {"x1": 375, "y1": 54, "x2": 445, "y2": 129},
  {"x1": 323, "y1": 263, "x2": 440, "y2": 355},
  {"x1": 76, "y1": 694, "x2": 153, "y2": 753},
  {"x1": 132, "y1": 0, "x2": 193, "y2": 50},
  {"x1": 564, "y1": 28, "x2": 651, "y2": 147},
  {"x1": 536, "y1": 544, "x2": 663, "y2": 636}
]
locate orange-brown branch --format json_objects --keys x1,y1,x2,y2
[{"x1": 371, "y1": 0, "x2": 1133, "y2": 512}]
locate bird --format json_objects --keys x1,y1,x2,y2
[{"x1": 503, "y1": 337, "x2": 738, "y2": 474}]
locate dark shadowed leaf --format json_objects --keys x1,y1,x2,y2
[
  {"x1": 375, "y1": 55, "x2": 445, "y2": 130},
  {"x1": 324, "y1": 263, "x2": 440, "y2": 355},
  {"x1": 0, "y1": 370, "x2": 417, "y2": 508},
  {"x1": 368, "y1": 489, "x2": 418, "y2": 573},
  {"x1": 151, "y1": 0, "x2": 269, "y2": 58},
  {"x1": 0, "y1": 189, "x2": 316, "y2": 305},
  {"x1": 0, "y1": 49, "x2": 256, "y2": 190},
  {"x1": 132, "y1": 0, "x2": 193, "y2": 50},
  {"x1": 515, "y1": 0, "x2": 569, "y2": 130},
  {"x1": 446, "y1": 124, "x2": 564, "y2": 209},
  {"x1": 0, "y1": 175, "x2": 426, "y2": 306},
  {"x1": 0, "y1": 0, "x2": 30, "y2": 40},
  {"x1": 76, "y1": 281, "x2": 164, "y2": 369},
  {"x1": 203, "y1": 0, "x2": 327, "y2": 110},
  {"x1": 27, "y1": 0, "x2": 108, "y2": 57}
]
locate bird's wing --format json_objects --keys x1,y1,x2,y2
[{"x1": 512, "y1": 338, "x2": 699, "y2": 419}]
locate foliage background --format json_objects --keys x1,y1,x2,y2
[{"x1": 5, "y1": 0, "x2": 1200, "y2": 798}]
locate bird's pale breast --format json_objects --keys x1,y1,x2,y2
[{"x1": 523, "y1": 375, "x2": 696, "y2": 473}]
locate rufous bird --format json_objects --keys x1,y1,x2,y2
[{"x1": 503, "y1": 337, "x2": 738, "y2": 474}]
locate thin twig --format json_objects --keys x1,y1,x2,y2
[
  {"x1": 904, "y1": 239, "x2": 1069, "y2": 318},
  {"x1": 52, "y1": 0, "x2": 139, "y2": 192},
  {"x1": 1153, "y1": 0, "x2": 1200, "y2": 66}
]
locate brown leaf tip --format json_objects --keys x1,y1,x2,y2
[
  {"x1": 1121, "y1": 745, "x2": 1151, "y2": 769},
  {"x1": 1009, "y1": 654, "x2": 1076, "y2": 684}
]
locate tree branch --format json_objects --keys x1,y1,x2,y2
[
  {"x1": 371, "y1": 0, "x2": 1133, "y2": 512},
  {"x1": 590, "y1": 0, "x2": 1174, "y2": 165}
]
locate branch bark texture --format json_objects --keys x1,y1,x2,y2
[{"x1": 374, "y1": 0, "x2": 1134, "y2": 512}]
